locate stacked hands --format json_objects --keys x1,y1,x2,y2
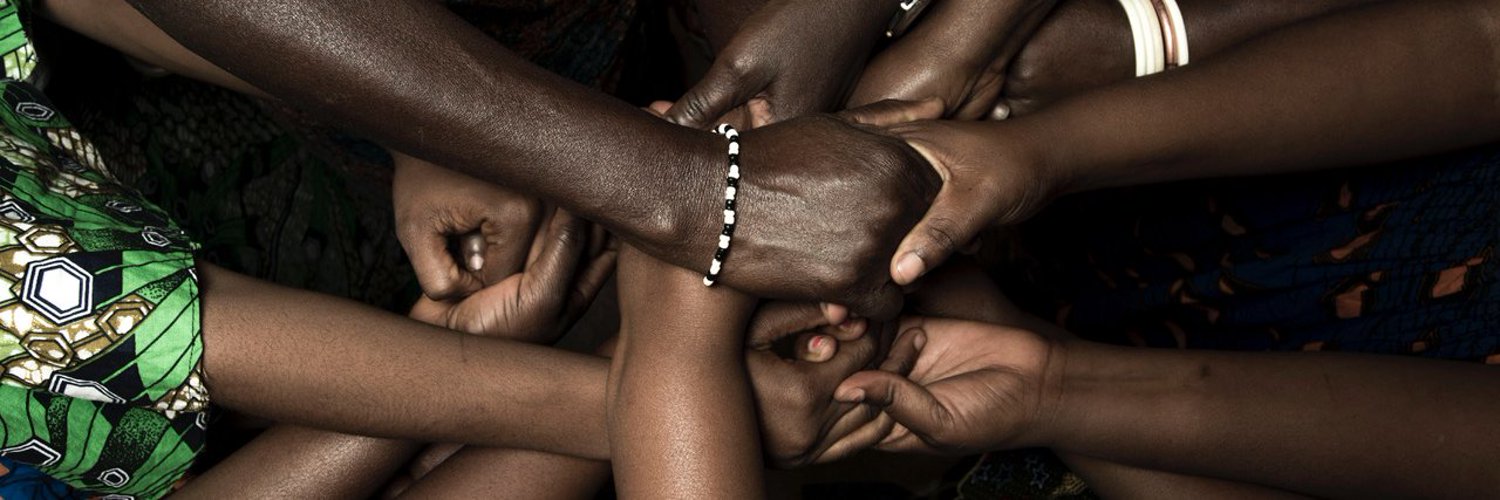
[{"x1": 390, "y1": 0, "x2": 1098, "y2": 465}]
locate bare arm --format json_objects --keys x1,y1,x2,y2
[
  {"x1": 1001, "y1": 0, "x2": 1391, "y2": 115},
  {"x1": 608, "y1": 247, "x2": 764, "y2": 498},
  {"x1": 1015, "y1": 0, "x2": 1500, "y2": 191},
  {"x1": 37, "y1": 0, "x2": 263, "y2": 96},
  {"x1": 883, "y1": 0, "x2": 1500, "y2": 285},
  {"x1": 171, "y1": 426, "x2": 419, "y2": 499},
  {"x1": 1042, "y1": 341, "x2": 1500, "y2": 498}
]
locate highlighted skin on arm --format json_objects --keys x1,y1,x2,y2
[{"x1": 608, "y1": 247, "x2": 764, "y2": 499}]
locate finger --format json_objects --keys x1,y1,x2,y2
[
  {"x1": 877, "y1": 326, "x2": 925, "y2": 375},
  {"x1": 825, "y1": 317, "x2": 868, "y2": 343},
  {"x1": 989, "y1": 101, "x2": 1013, "y2": 121},
  {"x1": 820, "y1": 303, "x2": 849, "y2": 325},
  {"x1": 521, "y1": 209, "x2": 589, "y2": 312},
  {"x1": 795, "y1": 332, "x2": 836, "y2": 363},
  {"x1": 746, "y1": 302, "x2": 832, "y2": 349},
  {"x1": 816, "y1": 409, "x2": 896, "y2": 463},
  {"x1": 400, "y1": 224, "x2": 483, "y2": 300},
  {"x1": 563, "y1": 246, "x2": 618, "y2": 320},
  {"x1": 478, "y1": 199, "x2": 544, "y2": 285},
  {"x1": 587, "y1": 222, "x2": 608, "y2": 260},
  {"x1": 838, "y1": 98, "x2": 945, "y2": 127},
  {"x1": 647, "y1": 100, "x2": 674, "y2": 117},
  {"x1": 665, "y1": 62, "x2": 757, "y2": 129},
  {"x1": 407, "y1": 296, "x2": 450, "y2": 326},
  {"x1": 885, "y1": 155, "x2": 989, "y2": 285},
  {"x1": 461, "y1": 232, "x2": 486, "y2": 273},
  {"x1": 804, "y1": 328, "x2": 879, "y2": 381},
  {"x1": 835, "y1": 370, "x2": 950, "y2": 435}
]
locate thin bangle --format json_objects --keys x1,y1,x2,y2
[
  {"x1": 1148, "y1": 0, "x2": 1177, "y2": 69},
  {"x1": 703, "y1": 124, "x2": 741, "y2": 287},
  {"x1": 1161, "y1": 0, "x2": 1190, "y2": 67}
]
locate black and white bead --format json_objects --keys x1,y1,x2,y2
[{"x1": 704, "y1": 124, "x2": 741, "y2": 286}]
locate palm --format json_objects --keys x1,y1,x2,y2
[{"x1": 849, "y1": 318, "x2": 1055, "y2": 455}]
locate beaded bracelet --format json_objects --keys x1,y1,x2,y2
[{"x1": 703, "y1": 124, "x2": 741, "y2": 287}]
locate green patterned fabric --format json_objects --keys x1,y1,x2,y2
[
  {"x1": 0, "y1": 15, "x2": 205, "y2": 498},
  {"x1": 0, "y1": 0, "x2": 36, "y2": 82}
]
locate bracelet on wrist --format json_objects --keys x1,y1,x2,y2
[{"x1": 702, "y1": 124, "x2": 742, "y2": 287}]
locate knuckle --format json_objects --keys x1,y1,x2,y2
[
  {"x1": 722, "y1": 53, "x2": 758, "y2": 80},
  {"x1": 922, "y1": 216, "x2": 964, "y2": 254}
]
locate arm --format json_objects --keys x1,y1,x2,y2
[
  {"x1": 171, "y1": 426, "x2": 420, "y2": 499},
  {"x1": 607, "y1": 246, "x2": 763, "y2": 498},
  {"x1": 1001, "y1": 0, "x2": 1391, "y2": 115},
  {"x1": 882, "y1": 0, "x2": 1500, "y2": 284},
  {"x1": 124, "y1": 0, "x2": 937, "y2": 317},
  {"x1": 837, "y1": 317, "x2": 1500, "y2": 498},
  {"x1": 1044, "y1": 342, "x2": 1500, "y2": 498},
  {"x1": 36, "y1": 0, "x2": 264, "y2": 96}
]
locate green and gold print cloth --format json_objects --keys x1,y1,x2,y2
[{"x1": 0, "y1": 7, "x2": 207, "y2": 496}]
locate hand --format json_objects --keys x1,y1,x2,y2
[
  {"x1": 393, "y1": 152, "x2": 543, "y2": 300},
  {"x1": 409, "y1": 208, "x2": 617, "y2": 344},
  {"x1": 669, "y1": 102, "x2": 943, "y2": 319},
  {"x1": 996, "y1": 0, "x2": 1133, "y2": 118},
  {"x1": 665, "y1": 0, "x2": 898, "y2": 129},
  {"x1": 881, "y1": 119, "x2": 1064, "y2": 285},
  {"x1": 904, "y1": 258, "x2": 1025, "y2": 325},
  {"x1": 742, "y1": 303, "x2": 921, "y2": 468},
  {"x1": 849, "y1": 0, "x2": 1060, "y2": 120},
  {"x1": 836, "y1": 317, "x2": 1062, "y2": 455}
]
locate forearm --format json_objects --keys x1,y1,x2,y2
[
  {"x1": 1008, "y1": 0, "x2": 1500, "y2": 192},
  {"x1": 1061, "y1": 454, "x2": 1311, "y2": 500},
  {"x1": 124, "y1": 0, "x2": 719, "y2": 246},
  {"x1": 199, "y1": 264, "x2": 612, "y2": 460},
  {"x1": 608, "y1": 254, "x2": 763, "y2": 498},
  {"x1": 38, "y1": 0, "x2": 264, "y2": 97},
  {"x1": 173, "y1": 426, "x2": 419, "y2": 499},
  {"x1": 1042, "y1": 341, "x2": 1500, "y2": 498},
  {"x1": 1006, "y1": 0, "x2": 1387, "y2": 113},
  {"x1": 398, "y1": 447, "x2": 609, "y2": 499}
]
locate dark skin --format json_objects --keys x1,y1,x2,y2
[
  {"x1": 899, "y1": 262, "x2": 1310, "y2": 499},
  {"x1": 836, "y1": 312, "x2": 1500, "y2": 498},
  {"x1": 879, "y1": 0, "x2": 1500, "y2": 285},
  {"x1": 848, "y1": 0, "x2": 1061, "y2": 119},
  {"x1": 666, "y1": 0, "x2": 901, "y2": 128},
  {"x1": 998, "y1": 0, "x2": 1391, "y2": 116},
  {"x1": 608, "y1": 246, "x2": 763, "y2": 498},
  {"x1": 123, "y1": 0, "x2": 937, "y2": 318}
]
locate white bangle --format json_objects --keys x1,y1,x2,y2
[{"x1": 1118, "y1": 0, "x2": 1165, "y2": 76}]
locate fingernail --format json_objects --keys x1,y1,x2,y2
[
  {"x1": 913, "y1": 332, "x2": 927, "y2": 351},
  {"x1": 895, "y1": 252, "x2": 926, "y2": 284},
  {"x1": 467, "y1": 253, "x2": 484, "y2": 272},
  {"x1": 810, "y1": 335, "x2": 826, "y2": 350},
  {"x1": 836, "y1": 387, "x2": 866, "y2": 403}
]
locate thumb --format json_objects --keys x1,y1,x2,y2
[
  {"x1": 838, "y1": 98, "x2": 945, "y2": 127},
  {"x1": 666, "y1": 62, "x2": 757, "y2": 130},
  {"x1": 890, "y1": 183, "x2": 989, "y2": 285},
  {"x1": 520, "y1": 209, "x2": 588, "y2": 309},
  {"x1": 836, "y1": 370, "x2": 950, "y2": 435}
]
